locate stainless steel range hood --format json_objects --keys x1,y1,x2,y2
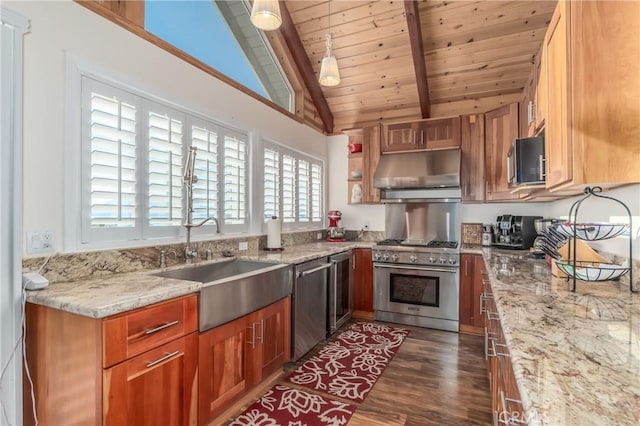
[{"x1": 373, "y1": 149, "x2": 461, "y2": 190}]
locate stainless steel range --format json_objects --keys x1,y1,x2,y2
[
  {"x1": 373, "y1": 239, "x2": 460, "y2": 332},
  {"x1": 371, "y1": 147, "x2": 462, "y2": 332}
]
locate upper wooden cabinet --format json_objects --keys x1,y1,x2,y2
[
  {"x1": 381, "y1": 116, "x2": 461, "y2": 153},
  {"x1": 345, "y1": 126, "x2": 381, "y2": 204},
  {"x1": 460, "y1": 114, "x2": 486, "y2": 202},
  {"x1": 484, "y1": 103, "x2": 522, "y2": 201},
  {"x1": 544, "y1": 0, "x2": 640, "y2": 192}
]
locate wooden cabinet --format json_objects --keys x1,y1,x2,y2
[
  {"x1": 459, "y1": 254, "x2": 486, "y2": 335},
  {"x1": 345, "y1": 126, "x2": 381, "y2": 204},
  {"x1": 381, "y1": 116, "x2": 461, "y2": 153},
  {"x1": 352, "y1": 248, "x2": 374, "y2": 319},
  {"x1": 484, "y1": 103, "x2": 522, "y2": 201},
  {"x1": 104, "y1": 333, "x2": 198, "y2": 426},
  {"x1": 534, "y1": 44, "x2": 546, "y2": 131},
  {"x1": 544, "y1": 1, "x2": 640, "y2": 192},
  {"x1": 24, "y1": 294, "x2": 199, "y2": 426},
  {"x1": 460, "y1": 114, "x2": 485, "y2": 202},
  {"x1": 545, "y1": 1, "x2": 572, "y2": 190},
  {"x1": 198, "y1": 297, "x2": 290, "y2": 425},
  {"x1": 482, "y1": 279, "x2": 526, "y2": 425}
]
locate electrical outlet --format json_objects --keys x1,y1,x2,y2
[
  {"x1": 316, "y1": 232, "x2": 322, "y2": 240},
  {"x1": 238, "y1": 241, "x2": 248, "y2": 251},
  {"x1": 26, "y1": 230, "x2": 55, "y2": 255}
]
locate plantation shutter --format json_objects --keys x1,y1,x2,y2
[
  {"x1": 311, "y1": 163, "x2": 323, "y2": 223},
  {"x1": 81, "y1": 77, "x2": 140, "y2": 243},
  {"x1": 263, "y1": 147, "x2": 280, "y2": 221},
  {"x1": 145, "y1": 102, "x2": 185, "y2": 237},
  {"x1": 298, "y1": 159, "x2": 310, "y2": 222},
  {"x1": 282, "y1": 154, "x2": 296, "y2": 223},
  {"x1": 223, "y1": 130, "x2": 248, "y2": 228},
  {"x1": 190, "y1": 118, "x2": 219, "y2": 227}
]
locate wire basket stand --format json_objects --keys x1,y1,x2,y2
[{"x1": 556, "y1": 186, "x2": 635, "y2": 293}]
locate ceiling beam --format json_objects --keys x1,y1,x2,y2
[
  {"x1": 404, "y1": 0, "x2": 431, "y2": 118},
  {"x1": 278, "y1": 1, "x2": 334, "y2": 134}
]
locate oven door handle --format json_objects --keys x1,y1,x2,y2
[{"x1": 373, "y1": 263, "x2": 458, "y2": 274}]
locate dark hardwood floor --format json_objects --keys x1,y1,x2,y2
[
  {"x1": 348, "y1": 322, "x2": 492, "y2": 425},
  {"x1": 222, "y1": 321, "x2": 492, "y2": 425}
]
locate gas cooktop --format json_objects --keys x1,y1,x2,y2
[{"x1": 376, "y1": 239, "x2": 459, "y2": 249}]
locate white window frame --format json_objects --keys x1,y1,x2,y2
[
  {"x1": 65, "y1": 59, "x2": 251, "y2": 251},
  {"x1": 262, "y1": 139, "x2": 324, "y2": 231},
  {"x1": 1, "y1": 7, "x2": 28, "y2": 426}
]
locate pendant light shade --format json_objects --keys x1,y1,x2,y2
[
  {"x1": 319, "y1": 33, "x2": 341, "y2": 87},
  {"x1": 250, "y1": 0, "x2": 282, "y2": 31}
]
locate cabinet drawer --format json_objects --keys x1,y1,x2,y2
[{"x1": 103, "y1": 294, "x2": 197, "y2": 367}]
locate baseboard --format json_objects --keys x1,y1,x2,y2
[
  {"x1": 459, "y1": 324, "x2": 483, "y2": 335},
  {"x1": 207, "y1": 369, "x2": 284, "y2": 426},
  {"x1": 352, "y1": 310, "x2": 375, "y2": 320}
]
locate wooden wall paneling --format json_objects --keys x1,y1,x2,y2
[
  {"x1": 404, "y1": 0, "x2": 431, "y2": 118},
  {"x1": 23, "y1": 304, "x2": 103, "y2": 426},
  {"x1": 278, "y1": 1, "x2": 333, "y2": 133},
  {"x1": 430, "y1": 93, "x2": 522, "y2": 119}
]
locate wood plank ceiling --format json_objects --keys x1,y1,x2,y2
[{"x1": 284, "y1": 0, "x2": 557, "y2": 133}]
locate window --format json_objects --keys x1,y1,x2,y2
[
  {"x1": 144, "y1": 0, "x2": 292, "y2": 111},
  {"x1": 79, "y1": 75, "x2": 249, "y2": 246},
  {"x1": 262, "y1": 142, "x2": 323, "y2": 229}
]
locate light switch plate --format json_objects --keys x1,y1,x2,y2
[{"x1": 238, "y1": 241, "x2": 248, "y2": 251}]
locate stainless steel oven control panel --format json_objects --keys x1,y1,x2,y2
[{"x1": 372, "y1": 248, "x2": 459, "y2": 267}]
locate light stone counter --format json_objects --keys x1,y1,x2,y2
[
  {"x1": 25, "y1": 241, "x2": 373, "y2": 318},
  {"x1": 481, "y1": 248, "x2": 639, "y2": 426}
]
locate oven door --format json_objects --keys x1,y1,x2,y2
[{"x1": 373, "y1": 263, "x2": 459, "y2": 323}]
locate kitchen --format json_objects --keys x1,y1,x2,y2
[{"x1": 1, "y1": 1, "x2": 639, "y2": 425}]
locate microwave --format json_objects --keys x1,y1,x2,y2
[{"x1": 507, "y1": 133, "x2": 545, "y2": 186}]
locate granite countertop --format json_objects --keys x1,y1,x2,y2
[
  {"x1": 25, "y1": 241, "x2": 373, "y2": 319},
  {"x1": 481, "y1": 248, "x2": 639, "y2": 426}
]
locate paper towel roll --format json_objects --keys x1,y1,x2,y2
[{"x1": 267, "y1": 217, "x2": 282, "y2": 249}]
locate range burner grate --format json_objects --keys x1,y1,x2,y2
[{"x1": 375, "y1": 239, "x2": 459, "y2": 249}]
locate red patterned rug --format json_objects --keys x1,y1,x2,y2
[
  {"x1": 286, "y1": 322, "x2": 409, "y2": 403},
  {"x1": 228, "y1": 384, "x2": 356, "y2": 426}
]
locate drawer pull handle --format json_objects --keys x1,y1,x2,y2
[
  {"x1": 145, "y1": 320, "x2": 179, "y2": 335},
  {"x1": 146, "y1": 350, "x2": 180, "y2": 368}
]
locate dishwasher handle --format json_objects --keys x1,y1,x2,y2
[{"x1": 296, "y1": 263, "x2": 332, "y2": 278}]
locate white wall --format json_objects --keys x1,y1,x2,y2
[
  {"x1": 328, "y1": 135, "x2": 549, "y2": 232},
  {"x1": 8, "y1": 0, "x2": 327, "y2": 255},
  {"x1": 548, "y1": 184, "x2": 640, "y2": 259}
]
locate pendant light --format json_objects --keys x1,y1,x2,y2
[
  {"x1": 250, "y1": 0, "x2": 282, "y2": 31},
  {"x1": 319, "y1": 1, "x2": 340, "y2": 87}
]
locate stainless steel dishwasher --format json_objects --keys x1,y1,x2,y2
[{"x1": 292, "y1": 257, "x2": 331, "y2": 360}]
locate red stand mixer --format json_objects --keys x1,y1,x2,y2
[{"x1": 327, "y1": 210, "x2": 346, "y2": 242}]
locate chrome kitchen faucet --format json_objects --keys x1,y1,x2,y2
[{"x1": 183, "y1": 146, "x2": 220, "y2": 263}]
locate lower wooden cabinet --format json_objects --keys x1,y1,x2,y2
[
  {"x1": 482, "y1": 278, "x2": 526, "y2": 425},
  {"x1": 459, "y1": 254, "x2": 486, "y2": 334},
  {"x1": 352, "y1": 248, "x2": 374, "y2": 318},
  {"x1": 104, "y1": 333, "x2": 198, "y2": 426},
  {"x1": 24, "y1": 294, "x2": 199, "y2": 426},
  {"x1": 198, "y1": 297, "x2": 291, "y2": 425}
]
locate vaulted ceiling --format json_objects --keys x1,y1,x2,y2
[{"x1": 282, "y1": 0, "x2": 557, "y2": 133}]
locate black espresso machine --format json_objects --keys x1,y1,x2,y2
[{"x1": 492, "y1": 215, "x2": 542, "y2": 250}]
